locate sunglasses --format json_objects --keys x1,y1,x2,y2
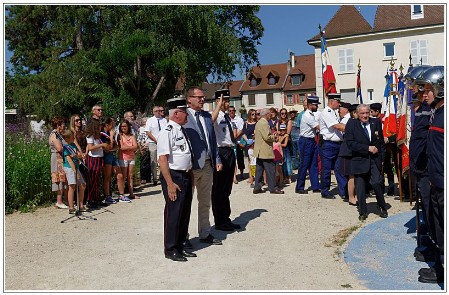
[
  {"x1": 75, "y1": 119, "x2": 81, "y2": 122},
  {"x1": 280, "y1": 112, "x2": 287, "y2": 115},
  {"x1": 95, "y1": 109, "x2": 103, "y2": 111},
  {"x1": 256, "y1": 113, "x2": 261, "y2": 115},
  {"x1": 251, "y1": 113, "x2": 256, "y2": 116}
]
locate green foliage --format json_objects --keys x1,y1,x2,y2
[
  {"x1": 5, "y1": 134, "x2": 52, "y2": 213},
  {"x1": 6, "y1": 5, "x2": 264, "y2": 121}
]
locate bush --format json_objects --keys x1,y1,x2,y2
[{"x1": 5, "y1": 132, "x2": 52, "y2": 213}]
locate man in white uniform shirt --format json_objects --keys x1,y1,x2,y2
[
  {"x1": 318, "y1": 93, "x2": 347, "y2": 199},
  {"x1": 145, "y1": 106, "x2": 167, "y2": 185},
  {"x1": 229, "y1": 105, "x2": 245, "y2": 181},
  {"x1": 295, "y1": 96, "x2": 321, "y2": 194}
]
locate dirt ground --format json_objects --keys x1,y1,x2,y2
[{"x1": 4, "y1": 173, "x2": 412, "y2": 291}]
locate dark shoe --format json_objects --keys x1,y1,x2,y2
[
  {"x1": 153, "y1": 181, "x2": 158, "y2": 186},
  {"x1": 418, "y1": 267, "x2": 444, "y2": 284},
  {"x1": 348, "y1": 202, "x2": 358, "y2": 206},
  {"x1": 415, "y1": 250, "x2": 435, "y2": 262},
  {"x1": 270, "y1": 189, "x2": 284, "y2": 194},
  {"x1": 183, "y1": 239, "x2": 193, "y2": 249},
  {"x1": 253, "y1": 188, "x2": 265, "y2": 194},
  {"x1": 419, "y1": 267, "x2": 436, "y2": 276},
  {"x1": 295, "y1": 189, "x2": 308, "y2": 194},
  {"x1": 394, "y1": 195, "x2": 410, "y2": 201},
  {"x1": 180, "y1": 250, "x2": 197, "y2": 257},
  {"x1": 229, "y1": 222, "x2": 241, "y2": 229},
  {"x1": 215, "y1": 223, "x2": 235, "y2": 232},
  {"x1": 199, "y1": 234, "x2": 223, "y2": 245},
  {"x1": 321, "y1": 194, "x2": 336, "y2": 199},
  {"x1": 312, "y1": 189, "x2": 321, "y2": 193},
  {"x1": 358, "y1": 214, "x2": 368, "y2": 221},
  {"x1": 165, "y1": 251, "x2": 187, "y2": 262},
  {"x1": 378, "y1": 207, "x2": 388, "y2": 218}
]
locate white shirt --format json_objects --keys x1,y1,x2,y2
[
  {"x1": 157, "y1": 120, "x2": 192, "y2": 171},
  {"x1": 319, "y1": 106, "x2": 344, "y2": 142},
  {"x1": 361, "y1": 121, "x2": 372, "y2": 141},
  {"x1": 145, "y1": 116, "x2": 168, "y2": 143},
  {"x1": 214, "y1": 110, "x2": 235, "y2": 147},
  {"x1": 340, "y1": 113, "x2": 351, "y2": 125},
  {"x1": 231, "y1": 115, "x2": 244, "y2": 132},
  {"x1": 299, "y1": 110, "x2": 319, "y2": 138},
  {"x1": 86, "y1": 136, "x2": 104, "y2": 157}
]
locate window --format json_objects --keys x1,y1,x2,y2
[
  {"x1": 268, "y1": 76, "x2": 276, "y2": 85},
  {"x1": 248, "y1": 94, "x2": 255, "y2": 106},
  {"x1": 410, "y1": 40, "x2": 428, "y2": 65},
  {"x1": 383, "y1": 43, "x2": 395, "y2": 58},
  {"x1": 367, "y1": 89, "x2": 374, "y2": 101},
  {"x1": 340, "y1": 88, "x2": 356, "y2": 104},
  {"x1": 286, "y1": 94, "x2": 293, "y2": 105},
  {"x1": 411, "y1": 5, "x2": 424, "y2": 19},
  {"x1": 266, "y1": 93, "x2": 274, "y2": 105},
  {"x1": 250, "y1": 79, "x2": 258, "y2": 87},
  {"x1": 338, "y1": 48, "x2": 354, "y2": 73},
  {"x1": 291, "y1": 75, "x2": 300, "y2": 85}
]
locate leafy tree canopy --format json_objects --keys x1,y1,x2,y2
[{"x1": 6, "y1": 5, "x2": 263, "y2": 121}]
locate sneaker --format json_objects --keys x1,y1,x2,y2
[
  {"x1": 68, "y1": 208, "x2": 76, "y2": 214},
  {"x1": 119, "y1": 195, "x2": 132, "y2": 203},
  {"x1": 104, "y1": 196, "x2": 117, "y2": 204},
  {"x1": 55, "y1": 203, "x2": 68, "y2": 209}
]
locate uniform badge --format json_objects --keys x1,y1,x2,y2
[
  {"x1": 166, "y1": 125, "x2": 173, "y2": 131},
  {"x1": 375, "y1": 131, "x2": 378, "y2": 136},
  {"x1": 328, "y1": 109, "x2": 331, "y2": 112}
]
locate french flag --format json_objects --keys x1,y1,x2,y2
[
  {"x1": 381, "y1": 69, "x2": 398, "y2": 138},
  {"x1": 320, "y1": 30, "x2": 336, "y2": 95}
]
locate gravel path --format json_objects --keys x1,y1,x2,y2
[{"x1": 5, "y1": 174, "x2": 412, "y2": 291}]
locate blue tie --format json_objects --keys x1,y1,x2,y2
[
  {"x1": 157, "y1": 119, "x2": 161, "y2": 131},
  {"x1": 195, "y1": 111, "x2": 208, "y2": 151},
  {"x1": 224, "y1": 113, "x2": 236, "y2": 143},
  {"x1": 363, "y1": 123, "x2": 370, "y2": 140}
]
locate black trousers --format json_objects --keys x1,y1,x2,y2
[
  {"x1": 254, "y1": 158, "x2": 276, "y2": 192},
  {"x1": 161, "y1": 170, "x2": 192, "y2": 254},
  {"x1": 430, "y1": 186, "x2": 444, "y2": 264},
  {"x1": 139, "y1": 149, "x2": 152, "y2": 182},
  {"x1": 236, "y1": 145, "x2": 245, "y2": 172},
  {"x1": 212, "y1": 147, "x2": 236, "y2": 226},
  {"x1": 355, "y1": 159, "x2": 387, "y2": 216},
  {"x1": 414, "y1": 171, "x2": 435, "y2": 240}
]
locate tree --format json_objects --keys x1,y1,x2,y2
[{"x1": 6, "y1": 5, "x2": 263, "y2": 121}]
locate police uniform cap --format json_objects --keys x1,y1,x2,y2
[
  {"x1": 327, "y1": 93, "x2": 341, "y2": 100},
  {"x1": 339, "y1": 102, "x2": 351, "y2": 109},
  {"x1": 167, "y1": 96, "x2": 188, "y2": 110},
  {"x1": 307, "y1": 95, "x2": 321, "y2": 105},
  {"x1": 215, "y1": 88, "x2": 230, "y2": 100},
  {"x1": 370, "y1": 103, "x2": 382, "y2": 111},
  {"x1": 349, "y1": 104, "x2": 359, "y2": 112}
]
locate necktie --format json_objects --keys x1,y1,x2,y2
[
  {"x1": 195, "y1": 111, "x2": 208, "y2": 151},
  {"x1": 363, "y1": 123, "x2": 370, "y2": 140},
  {"x1": 181, "y1": 126, "x2": 194, "y2": 164},
  {"x1": 224, "y1": 113, "x2": 236, "y2": 143},
  {"x1": 157, "y1": 118, "x2": 161, "y2": 131}
]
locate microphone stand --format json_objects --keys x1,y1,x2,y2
[{"x1": 56, "y1": 131, "x2": 97, "y2": 223}]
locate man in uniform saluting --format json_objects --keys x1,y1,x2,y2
[{"x1": 157, "y1": 96, "x2": 196, "y2": 262}]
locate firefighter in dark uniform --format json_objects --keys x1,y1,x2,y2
[
  {"x1": 415, "y1": 66, "x2": 444, "y2": 284},
  {"x1": 405, "y1": 66, "x2": 435, "y2": 262},
  {"x1": 157, "y1": 96, "x2": 196, "y2": 262}
]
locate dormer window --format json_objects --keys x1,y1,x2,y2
[
  {"x1": 250, "y1": 78, "x2": 258, "y2": 87},
  {"x1": 291, "y1": 74, "x2": 304, "y2": 86},
  {"x1": 266, "y1": 71, "x2": 279, "y2": 86},
  {"x1": 248, "y1": 72, "x2": 261, "y2": 87},
  {"x1": 411, "y1": 5, "x2": 424, "y2": 19},
  {"x1": 268, "y1": 76, "x2": 276, "y2": 85}
]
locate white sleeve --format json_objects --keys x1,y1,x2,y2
[
  {"x1": 145, "y1": 117, "x2": 153, "y2": 133},
  {"x1": 156, "y1": 130, "x2": 171, "y2": 157}
]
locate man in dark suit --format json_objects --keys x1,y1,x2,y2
[{"x1": 345, "y1": 104, "x2": 388, "y2": 221}]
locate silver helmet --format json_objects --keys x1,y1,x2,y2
[
  {"x1": 415, "y1": 66, "x2": 444, "y2": 99},
  {"x1": 404, "y1": 65, "x2": 432, "y2": 81}
]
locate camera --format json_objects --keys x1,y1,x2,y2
[{"x1": 215, "y1": 89, "x2": 230, "y2": 100}]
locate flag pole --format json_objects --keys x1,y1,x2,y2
[{"x1": 319, "y1": 24, "x2": 326, "y2": 108}]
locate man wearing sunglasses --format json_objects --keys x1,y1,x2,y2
[{"x1": 145, "y1": 106, "x2": 168, "y2": 186}]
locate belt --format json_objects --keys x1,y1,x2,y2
[
  {"x1": 218, "y1": 146, "x2": 234, "y2": 149},
  {"x1": 170, "y1": 169, "x2": 191, "y2": 174},
  {"x1": 324, "y1": 140, "x2": 342, "y2": 144}
]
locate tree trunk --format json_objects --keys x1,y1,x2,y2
[{"x1": 144, "y1": 74, "x2": 165, "y2": 116}]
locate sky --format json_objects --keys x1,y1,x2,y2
[
  {"x1": 231, "y1": 4, "x2": 378, "y2": 80},
  {"x1": 4, "y1": 4, "x2": 378, "y2": 79}
]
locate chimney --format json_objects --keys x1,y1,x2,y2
[{"x1": 290, "y1": 51, "x2": 295, "y2": 68}]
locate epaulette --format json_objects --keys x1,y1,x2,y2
[
  {"x1": 328, "y1": 109, "x2": 331, "y2": 112},
  {"x1": 165, "y1": 125, "x2": 173, "y2": 131}
]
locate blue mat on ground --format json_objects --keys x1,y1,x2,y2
[{"x1": 345, "y1": 210, "x2": 444, "y2": 290}]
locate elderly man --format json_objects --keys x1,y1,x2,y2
[
  {"x1": 252, "y1": 108, "x2": 284, "y2": 195},
  {"x1": 345, "y1": 104, "x2": 388, "y2": 221},
  {"x1": 145, "y1": 105, "x2": 168, "y2": 185}
]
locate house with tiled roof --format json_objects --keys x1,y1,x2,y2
[
  {"x1": 201, "y1": 80, "x2": 244, "y2": 112},
  {"x1": 308, "y1": 4, "x2": 444, "y2": 105},
  {"x1": 240, "y1": 52, "x2": 316, "y2": 113}
]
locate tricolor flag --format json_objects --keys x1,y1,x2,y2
[
  {"x1": 320, "y1": 30, "x2": 336, "y2": 95},
  {"x1": 381, "y1": 68, "x2": 398, "y2": 138},
  {"x1": 396, "y1": 72, "x2": 409, "y2": 173},
  {"x1": 356, "y1": 64, "x2": 363, "y2": 104}
]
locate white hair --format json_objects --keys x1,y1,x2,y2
[
  {"x1": 356, "y1": 104, "x2": 370, "y2": 113},
  {"x1": 259, "y1": 108, "x2": 270, "y2": 117}
]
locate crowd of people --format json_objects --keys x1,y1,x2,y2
[{"x1": 48, "y1": 66, "x2": 444, "y2": 283}]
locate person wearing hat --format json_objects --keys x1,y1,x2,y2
[
  {"x1": 318, "y1": 93, "x2": 347, "y2": 199},
  {"x1": 183, "y1": 86, "x2": 223, "y2": 247},
  {"x1": 369, "y1": 103, "x2": 382, "y2": 118},
  {"x1": 211, "y1": 88, "x2": 242, "y2": 231},
  {"x1": 157, "y1": 96, "x2": 196, "y2": 262},
  {"x1": 295, "y1": 96, "x2": 321, "y2": 194},
  {"x1": 349, "y1": 104, "x2": 359, "y2": 119}
]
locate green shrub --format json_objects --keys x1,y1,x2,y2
[{"x1": 5, "y1": 134, "x2": 52, "y2": 213}]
